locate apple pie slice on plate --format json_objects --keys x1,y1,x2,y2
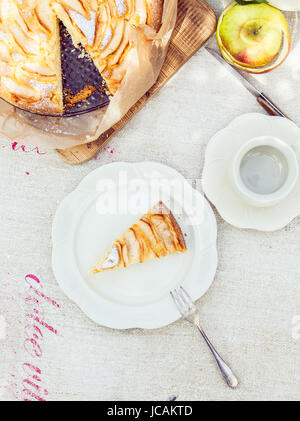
[
  {"x1": 52, "y1": 162, "x2": 218, "y2": 329},
  {"x1": 91, "y1": 201, "x2": 187, "y2": 274}
]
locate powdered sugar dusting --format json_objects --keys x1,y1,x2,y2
[
  {"x1": 11, "y1": 53, "x2": 25, "y2": 62},
  {"x1": 29, "y1": 80, "x2": 55, "y2": 96},
  {"x1": 100, "y1": 27, "x2": 113, "y2": 50},
  {"x1": 102, "y1": 246, "x2": 119, "y2": 269},
  {"x1": 69, "y1": 10, "x2": 96, "y2": 45},
  {"x1": 0, "y1": 29, "x2": 7, "y2": 40},
  {"x1": 116, "y1": 0, "x2": 127, "y2": 16}
]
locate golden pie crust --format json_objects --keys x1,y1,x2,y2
[
  {"x1": 0, "y1": 0, "x2": 164, "y2": 114},
  {"x1": 91, "y1": 201, "x2": 187, "y2": 274}
]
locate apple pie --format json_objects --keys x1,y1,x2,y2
[
  {"x1": 0, "y1": 0, "x2": 164, "y2": 114},
  {"x1": 91, "y1": 201, "x2": 187, "y2": 274}
]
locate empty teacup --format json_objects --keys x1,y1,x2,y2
[{"x1": 231, "y1": 136, "x2": 299, "y2": 207}]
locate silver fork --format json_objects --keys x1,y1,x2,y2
[{"x1": 170, "y1": 286, "x2": 239, "y2": 389}]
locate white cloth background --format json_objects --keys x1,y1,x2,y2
[{"x1": 0, "y1": 1, "x2": 299, "y2": 401}]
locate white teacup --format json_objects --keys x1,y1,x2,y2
[{"x1": 230, "y1": 136, "x2": 299, "y2": 207}]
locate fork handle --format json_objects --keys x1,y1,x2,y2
[{"x1": 197, "y1": 326, "x2": 239, "y2": 389}]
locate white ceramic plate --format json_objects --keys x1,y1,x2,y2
[
  {"x1": 52, "y1": 162, "x2": 218, "y2": 329},
  {"x1": 202, "y1": 113, "x2": 300, "y2": 232}
]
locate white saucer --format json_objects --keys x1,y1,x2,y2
[
  {"x1": 52, "y1": 162, "x2": 218, "y2": 329},
  {"x1": 202, "y1": 113, "x2": 300, "y2": 232}
]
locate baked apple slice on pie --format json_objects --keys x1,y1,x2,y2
[{"x1": 90, "y1": 201, "x2": 187, "y2": 274}]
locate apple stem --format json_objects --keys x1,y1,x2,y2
[{"x1": 254, "y1": 25, "x2": 262, "y2": 35}]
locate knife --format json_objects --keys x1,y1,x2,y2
[{"x1": 205, "y1": 47, "x2": 290, "y2": 120}]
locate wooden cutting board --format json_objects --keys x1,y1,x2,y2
[{"x1": 56, "y1": 0, "x2": 217, "y2": 164}]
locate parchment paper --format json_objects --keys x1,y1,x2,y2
[{"x1": 0, "y1": 0, "x2": 177, "y2": 149}]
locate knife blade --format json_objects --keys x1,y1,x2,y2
[{"x1": 205, "y1": 47, "x2": 290, "y2": 120}]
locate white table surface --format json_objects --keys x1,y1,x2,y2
[{"x1": 0, "y1": 1, "x2": 299, "y2": 401}]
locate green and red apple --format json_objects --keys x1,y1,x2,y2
[{"x1": 216, "y1": 1, "x2": 291, "y2": 73}]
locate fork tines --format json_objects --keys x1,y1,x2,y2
[{"x1": 170, "y1": 286, "x2": 196, "y2": 316}]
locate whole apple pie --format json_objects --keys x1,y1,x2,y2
[{"x1": 0, "y1": 0, "x2": 164, "y2": 115}]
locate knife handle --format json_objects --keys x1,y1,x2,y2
[{"x1": 257, "y1": 93, "x2": 290, "y2": 119}]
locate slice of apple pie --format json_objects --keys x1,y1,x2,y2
[{"x1": 91, "y1": 201, "x2": 186, "y2": 274}]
